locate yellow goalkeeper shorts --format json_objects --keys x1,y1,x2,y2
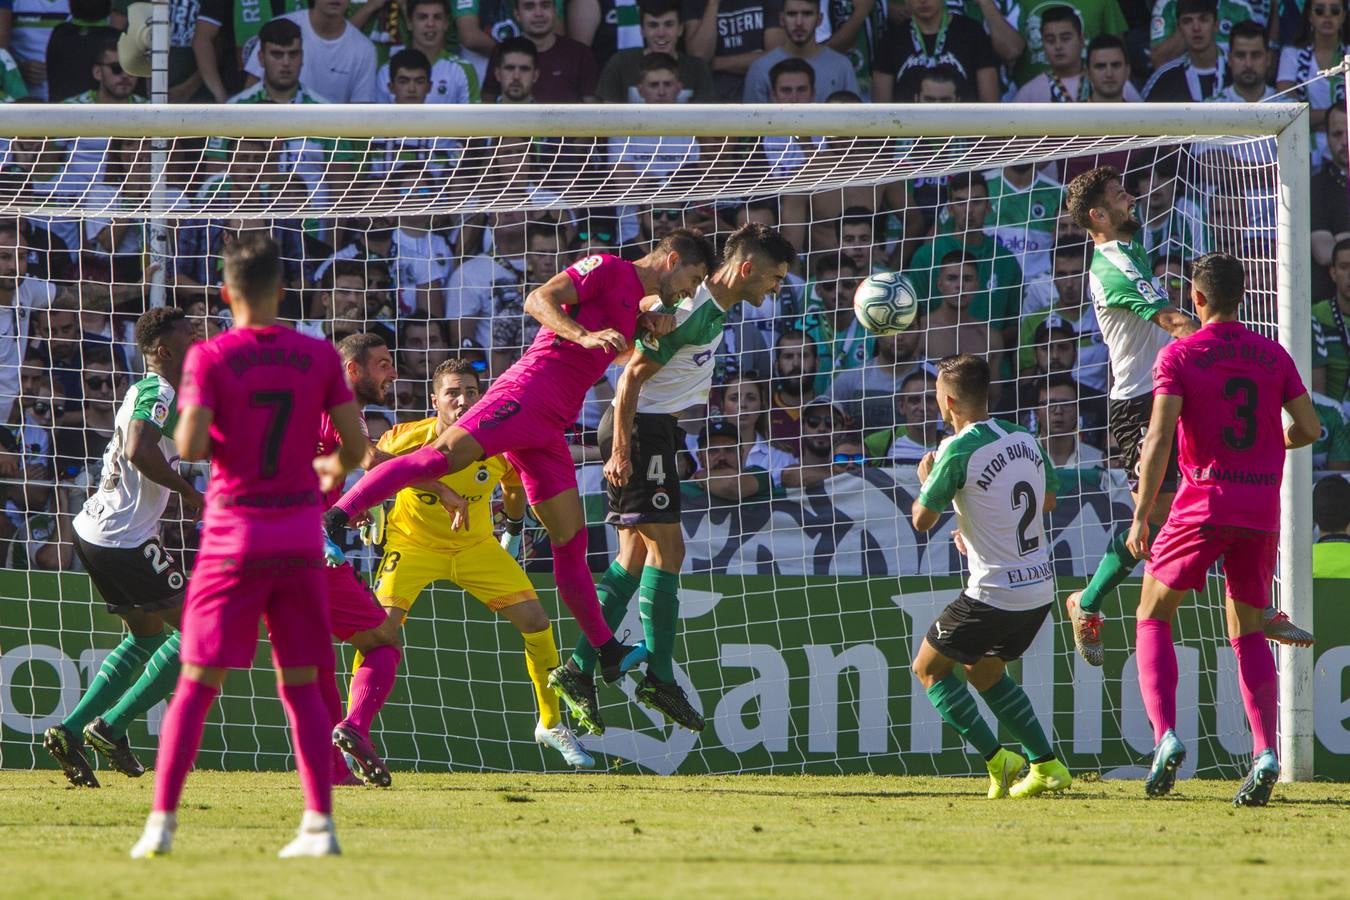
[{"x1": 372, "y1": 537, "x2": 536, "y2": 614}]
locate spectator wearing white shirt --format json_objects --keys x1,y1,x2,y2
[
  {"x1": 1013, "y1": 5, "x2": 1141, "y2": 103},
  {"x1": 742, "y1": 0, "x2": 857, "y2": 101},
  {"x1": 391, "y1": 211, "x2": 453, "y2": 317},
  {"x1": 245, "y1": 0, "x2": 378, "y2": 102},
  {"x1": 0, "y1": 219, "x2": 54, "y2": 424},
  {"x1": 377, "y1": 0, "x2": 480, "y2": 103},
  {"x1": 444, "y1": 210, "x2": 531, "y2": 375}
]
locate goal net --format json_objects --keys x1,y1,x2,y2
[{"x1": 0, "y1": 103, "x2": 1321, "y2": 781}]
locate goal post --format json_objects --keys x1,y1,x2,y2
[{"x1": 0, "y1": 101, "x2": 1319, "y2": 780}]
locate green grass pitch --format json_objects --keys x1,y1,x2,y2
[{"x1": 2, "y1": 770, "x2": 1348, "y2": 898}]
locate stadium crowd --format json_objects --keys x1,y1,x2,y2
[{"x1": 0, "y1": 0, "x2": 1348, "y2": 573}]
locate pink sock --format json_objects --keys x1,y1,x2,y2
[
  {"x1": 1231, "y1": 631, "x2": 1279, "y2": 756},
  {"x1": 1136, "y1": 618, "x2": 1178, "y2": 744},
  {"x1": 317, "y1": 667, "x2": 348, "y2": 783},
  {"x1": 151, "y1": 677, "x2": 219, "y2": 813},
  {"x1": 551, "y1": 530, "x2": 613, "y2": 648},
  {"x1": 278, "y1": 681, "x2": 335, "y2": 815},
  {"x1": 343, "y1": 645, "x2": 400, "y2": 736},
  {"x1": 335, "y1": 446, "x2": 449, "y2": 519}
]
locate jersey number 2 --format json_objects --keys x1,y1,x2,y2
[
  {"x1": 250, "y1": 390, "x2": 293, "y2": 478},
  {"x1": 1011, "y1": 480, "x2": 1039, "y2": 557}
]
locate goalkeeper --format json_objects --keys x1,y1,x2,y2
[
  {"x1": 549, "y1": 223, "x2": 795, "y2": 735},
  {"x1": 336, "y1": 357, "x2": 594, "y2": 768}
]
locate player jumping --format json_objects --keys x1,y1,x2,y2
[
  {"x1": 1062, "y1": 166, "x2": 1311, "y2": 665},
  {"x1": 334, "y1": 357, "x2": 594, "y2": 767},
  {"x1": 44, "y1": 308, "x2": 202, "y2": 787},
  {"x1": 1125, "y1": 253, "x2": 1319, "y2": 805},
  {"x1": 549, "y1": 222, "x2": 795, "y2": 735},
  {"x1": 320, "y1": 231, "x2": 714, "y2": 684},
  {"x1": 131, "y1": 234, "x2": 368, "y2": 858},
  {"x1": 912, "y1": 354, "x2": 1073, "y2": 799}
]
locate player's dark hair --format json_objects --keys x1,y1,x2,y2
[
  {"x1": 638, "y1": 0, "x2": 681, "y2": 19},
  {"x1": 1314, "y1": 475, "x2": 1350, "y2": 533},
  {"x1": 497, "y1": 36, "x2": 538, "y2": 64},
  {"x1": 259, "y1": 17, "x2": 303, "y2": 49},
  {"x1": 1066, "y1": 165, "x2": 1121, "y2": 232},
  {"x1": 389, "y1": 48, "x2": 432, "y2": 82},
  {"x1": 937, "y1": 354, "x2": 991, "y2": 407},
  {"x1": 638, "y1": 52, "x2": 680, "y2": 80},
  {"x1": 769, "y1": 57, "x2": 815, "y2": 92},
  {"x1": 655, "y1": 227, "x2": 716, "y2": 273},
  {"x1": 1229, "y1": 19, "x2": 1268, "y2": 48},
  {"x1": 222, "y1": 232, "x2": 283, "y2": 302},
  {"x1": 1190, "y1": 252, "x2": 1245, "y2": 315},
  {"x1": 1039, "y1": 4, "x2": 1082, "y2": 34},
  {"x1": 1085, "y1": 34, "x2": 1128, "y2": 62},
  {"x1": 432, "y1": 357, "x2": 482, "y2": 392},
  {"x1": 724, "y1": 222, "x2": 796, "y2": 268},
  {"x1": 135, "y1": 307, "x2": 188, "y2": 358},
  {"x1": 337, "y1": 332, "x2": 388, "y2": 367}
]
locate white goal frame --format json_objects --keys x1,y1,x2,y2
[{"x1": 0, "y1": 101, "x2": 1313, "y2": 779}]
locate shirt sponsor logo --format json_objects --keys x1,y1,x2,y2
[
  {"x1": 573, "y1": 255, "x2": 603, "y2": 276},
  {"x1": 151, "y1": 401, "x2": 169, "y2": 425}
]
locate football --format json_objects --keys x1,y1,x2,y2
[{"x1": 852, "y1": 271, "x2": 920, "y2": 335}]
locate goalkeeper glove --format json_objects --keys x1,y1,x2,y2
[
  {"x1": 500, "y1": 515, "x2": 523, "y2": 559},
  {"x1": 323, "y1": 531, "x2": 347, "y2": 568},
  {"x1": 359, "y1": 503, "x2": 387, "y2": 547}
]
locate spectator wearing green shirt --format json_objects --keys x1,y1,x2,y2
[
  {"x1": 0, "y1": 48, "x2": 28, "y2": 102},
  {"x1": 1151, "y1": 0, "x2": 1261, "y2": 69},
  {"x1": 1011, "y1": 0, "x2": 1127, "y2": 86},
  {"x1": 1312, "y1": 236, "x2": 1350, "y2": 402},
  {"x1": 908, "y1": 171, "x2": 1024, "y2": 341},
  {"x1": 793, "y1": 253, "x2": 870, "y2": 381},
  {"x1": 1312, "y1": 391, "x2": 1350, "y2": 471},
  {"x1": 979, "y1": 162, "x2": 1065, "y2": 279},
  {"x1": 1313, "y1": 475, "x2": 1350, "y2": 578}
]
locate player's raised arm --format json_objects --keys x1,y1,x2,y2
[
  {"x1": 1128, "y1": 392, "x2": 1183, "y2": 558},
  {"x1": 605, "y1": 351, "x2": 663, "y2": 487},
  {"x1": 524, "y1": 269, "x2": 626, "y2": 353}
]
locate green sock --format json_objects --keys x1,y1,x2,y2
[
  {"x1": 571, "y1": 561, "x2": 639, "y2": 675},
  {"x1": 980, "y1": 673, "x2": 1053, "y2": 761},
  {"x1": 1079, "y1": 527, "x2": 1141, "y2": 614},
  {"x1": 60, "y1": 632, "x2": 165, "y2": 733},
  {"x1": 101, "y1": 632, "x2": 182, "y2": 739},
  {"x1": 638, "y1": 566, "x2": 680, "y2": 682},
  {"x1": 926, "y1": 674, "x2": 1000, "y2": 758}
]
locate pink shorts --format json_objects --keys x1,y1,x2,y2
[
  {"x1": 1146, "y1": 520, "x2": 1278, "y2": 608},
  {"x1": 326, "y1": 564, "x2": 387, "y2": 642},
  {"x1": 457, "y1": 384, "x2": 577, "y2": 505},
  {"x1": 181, "y1": 555, "x2": 334, "y2": 670}
]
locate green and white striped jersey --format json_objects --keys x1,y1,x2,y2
[
  {"x1": 1088, "y1": 236, "x2": 1172, "y2": 400},
  {"x1": 1312, "y1": 391, "x2": 1350, "y2": 470},
  {"x1": 633, "y1": 282, "x2": 728, "y2": 415},
  {"x1": 72, "y1": 374, "x2": 180, "y2": 549},
  {"x1": 917, "y1": 418, "x2": 1060, "y2": 611}
]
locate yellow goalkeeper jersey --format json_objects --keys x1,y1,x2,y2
[{"x1": 377, "y1": 417, "x2": 518, "y2": 553}]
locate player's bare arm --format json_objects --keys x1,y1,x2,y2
[
  {"x1": 1150, "y1": 305, "x2": 1199, "y2": 339},
  {"x1": 1284, "y1": 393, "x2": 1322, "y2": 450},
  {"x1": 1128, "y1": 393, "x2": 1183, "y2": 558},
  {"x1": 125, "y1": 418, "x2": 203, "y2": 511},
  {"x1": 174, "y1": 404, "x2": 213, "y2": 462},
  {"x1": 911, "y1": 451, "x2": 941, "y2": 531},
  {"x1": 605, "y1": 352, "x2": 663, "y2": 487},
  {"x1": 524, "y1": 271, "x2": 628, "y2": 353},
  {"x1": 314, "y1": 400, "x2": 371, "y2": 494}
]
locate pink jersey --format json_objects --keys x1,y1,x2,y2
[
  {"x1": 491, "y1": 254, "x2": 646, "y2": 424},
  {"x1": 1153, "y1": 320, "x2": 1306, "y2": 532},
  {"x1": 316, "y1": 410, "x2": 370, "y2": 508},
  {"x1": 179, "y1": 325, "x2": 353, "y2": 557}
]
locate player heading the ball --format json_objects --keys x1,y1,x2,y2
[
  {"x1": 131, "y1": 233, "x2": 369, "y2": 860},
  {"x1": 321, "y1": 230, "x2": 714, "y2": 684}
]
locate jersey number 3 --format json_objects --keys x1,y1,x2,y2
[{"x1": 1222, "y1": 377, "x2": 1258, "y2": 451}]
